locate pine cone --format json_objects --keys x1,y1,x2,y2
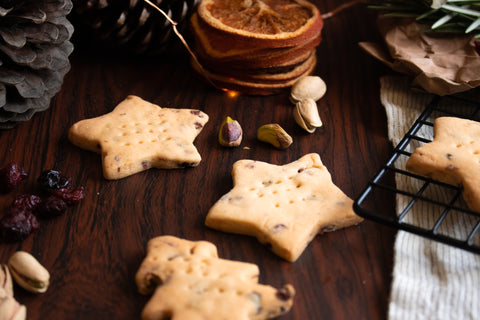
[
  {"x1": 71, "y1": 0, "x2": 199, "y2": 54},
  {"x1": 0, "y1": 0, "x2": 74, "y2": 129}
]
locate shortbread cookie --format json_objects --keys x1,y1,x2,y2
[
  {"x1": 135, "y1": 236, "x2": 295, "y2": 320},
  {"x1": 68, "y1": 95, "x2": 209, "y2": 180},
  {"x1": 406, "y1": 116, "x2": 480, "y2": 212},
  {"x1": 205, "y1": 153, "x2": 363, "y2": 262}
]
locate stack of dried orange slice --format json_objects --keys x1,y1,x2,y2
[{"x1": 190, "y1": 0, "x2": 324, "y2": 95}]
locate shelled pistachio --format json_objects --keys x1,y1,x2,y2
[
  {"x1": 218, "y1": 116, "x2": 242, "y2": 147},
  {"x1": 257, "y1": 124, "x2": 292, "y2": 149}
]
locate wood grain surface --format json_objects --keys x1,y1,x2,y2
[{"x1": 0, "y1": 1, "x2": 396, "y2": 319}]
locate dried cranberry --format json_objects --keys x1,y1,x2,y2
[
  {"x1": 51, "y1": 187, "x2": 85, "y2": 205},
  {"x1": 37, "y1": 170, "x2": 71, "y2": 192},
  {"x1": 12, "y1": 194, "x2": 41, "y2": 211},
  {"x1": 0, "y1": 162, "x2": 28, "y2": 193},
  {"x1": 35, "y1": 196, "x2": 68, "y2": 218},
  {"x1": 0, "y1": 207, "x2": 39, "y2": 242}
]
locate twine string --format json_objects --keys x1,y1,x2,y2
[
  {"x1": 321, "y1": 0, "x2": 367, "y2": 20},
  {"x1": 143, "y1": 0, "x2": 221, "y2": 90}
]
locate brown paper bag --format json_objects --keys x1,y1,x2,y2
[{"x1": 359, "y1": 17, "x2": 480, "y2": 95}]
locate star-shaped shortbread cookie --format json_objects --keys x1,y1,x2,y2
[
  {"x1": 406, "y1": 116, "x2": 480, "y2": 212},
  {"x1": 135, "y1": 236, "x2": 295, "y2": 320},
  {"x1": 68, "y1": 95, "x2": 209, "y2": 180},
  {"x1": 205, "y1": 153, "x2": 363, "y2": 262}
]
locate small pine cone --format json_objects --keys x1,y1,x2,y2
[
  {"x1": 71, "y1": 0, "x2": 199, "y2": 54},
  {"x1": 0, "y1": 0, "x2": 74, "y2": 129}
]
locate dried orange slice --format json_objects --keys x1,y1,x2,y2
[
  {"x1": 191, "y1": 12, "x2": 322, "y2": 62},
  {"x1": 189, "y1": 0, "x2": 323, "y2": 95},
  {"x1": 201, "y1": 50, "x2": 315, "y2": 78},
  {"x1": 197, "y1": 0, "x2": 323, "y2": 47},
  {"x1": 191, "y1": 54, "x2": 317, "y2": 95}
]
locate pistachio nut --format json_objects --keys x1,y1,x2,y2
[
  {"x1": 8, "y1": 251, "x2": 50, "y2": 294},
  {"x1": 290, "y1": 76, "x2": 327, "y2": 103},
  {"x1": 293, "y1": 98, "x2": 323, "y2": 133},
  {"x1": 218, "y1": 116, "x2": 242, "y2": 147},
  {"x1": 257, "y1": 124, "x2": 292, "y2": 149},
  {"x1": 0, "y1": 265, "x2": 13, "y2": 298},
  {"x1": 0, "y1": 297, "x2": 26, "y2": 320}
]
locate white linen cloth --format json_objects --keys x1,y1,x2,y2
[{"x1": 379, "y1": 76, "x2": 480, "y2": 320}]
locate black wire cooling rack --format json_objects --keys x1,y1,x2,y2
[{"x1": 353, "y1": 92, "x2": 480, "y2": 254}]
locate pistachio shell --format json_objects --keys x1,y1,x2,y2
[
  {"x1": 293, "y1": 98, "x2": 323, "y2": 133},
  {"x1": 0, "y1": 265, "x2": 13, "y2": 298},
  {"x1": 10, "y1": 298, "x2": 27, "y2": 320},
  {"x1": 8, "y1": 251, "x2": 49, "y2": 294},
  {"x1": 0, "y1": 297, "x2": 26, "y2": 320},
  {"x1": 290, "y1": 76, "x2": 327, "y2": 103},
  {"x1": 10, "y1": 305, "x2": 26, "y2": 320}
]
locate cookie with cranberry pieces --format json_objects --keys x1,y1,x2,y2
[
  {"x1": 68, "y1": 95, "x2": 209, "y2": 180},
  {"x1": 407, "y1": 116, "x2": 480, "y2": 213},
  {"x1": 135, "y1": 236, "x2": 295, "y2": 320},
  {"x1": 205, "y1": 153, "x2": 363, "y2": 262}
]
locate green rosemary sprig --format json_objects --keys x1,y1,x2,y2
[{"x1": 368, "y1": 0, "x2": 480, "y2": 37}]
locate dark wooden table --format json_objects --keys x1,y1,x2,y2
[{"x1": 0, "y1": 1, "x2": 397, "y2": 319}]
